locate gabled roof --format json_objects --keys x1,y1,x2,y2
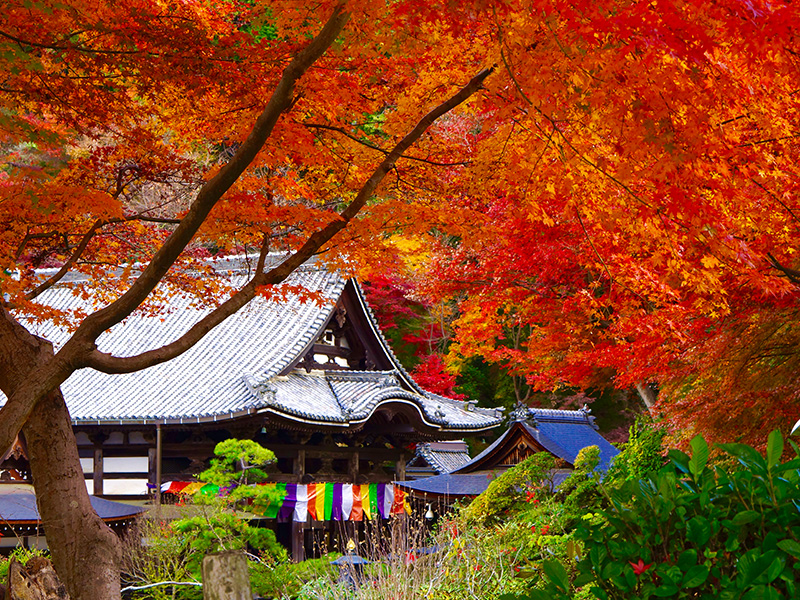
[
  {"x1": 457, "y1": 408, "x2": 618, "y2": 473},
  {"x1": 397, "y1": 407, "x2": 619, "y2": 497},
  {"x1": 407, "y1": 441, "x2": 472, "y2": 475},
  {"x1": 3, "y1": 256, "x2": 501, "y2": 434}
]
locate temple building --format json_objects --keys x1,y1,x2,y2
[
  {"x1": 2, "y1": 256, "x2": 621, "y2": 559},
  {"x1": 398, "y1": 404, "x2": 619, "y2": 502},
  {"x1": 1, "y1": 256, "x2": 503, "y2": 559}
]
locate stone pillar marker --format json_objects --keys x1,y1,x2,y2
[{"x1": 201, "y1": 551, "x2": 251, "y2": 600}]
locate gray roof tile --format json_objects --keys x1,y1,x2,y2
[
  {"x1": 414, "y1": 442, "x2": 472, "y2": 474},
  {"x1": 2, "y1": 258, "x2": 502, "y2": 432}
]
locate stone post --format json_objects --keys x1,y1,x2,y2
[{"x1": 201, "y1": 551, "x2": 251, "y2": 600}]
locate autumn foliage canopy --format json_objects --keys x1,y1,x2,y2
[
  {"x1": 412, "y1": 0, "x2": 800, "y2": 447},
  {"x1": 2, "y1": 0, "x2": 799, "y2": 451}
]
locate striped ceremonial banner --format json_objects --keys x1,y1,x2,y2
[
  {"x1": 361, "y1": 484, "x2": 372, "y2": 520},
  {"x1": 341, "y1": 484, "x2": 354, "y2": 521},
  {"x1": 368, "y1": 483, "x2": 379, "y2": 520},
  {"x1": 262, "y1": 483, "x2": 287, "y2": 519},
  {"x1": 278, "y1": 483, "x2": 297, "y2": 521},
  {"x1": 315, "y1": 484, "x2": 326, "y2": 520},
  {"x1": 351, "y1": 484, "x2": 364, "y2": 521},
  {"x1": 376, "y1": 483, "x2": 386, "y2": 518},
  {"x1": 198, "y1": 483, "x2": 220, "y2": 497},
  {"x1": 332, "y1": 483, "x2": 343, "y2": 520},
  {"x1": 294, "y1": 484, "x2": 308, "y2": 522},
  {"x1": 324, "y1": 483, "x2": 334, "y2": 521},
  {"x1": 391, "y1": 485, "x2": 406, "y2": 515},
  {"x1": 160, "y1": 481, "x2": 191, "y2": 494},
  {"x1": 161, "y1": 480, "x2": 408, "y2": 522},
  {"x1": 380, "y1": 483, "x2": 393, "y2": 518},
  {"x1": 307, "y1": 483, "x2": 318, "y2": 520},
  {"x1": 182, "y1": 482, "x2": 206, "y2": 495}
]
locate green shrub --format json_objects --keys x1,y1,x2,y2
[
  {"x1": 465, "y1": 453, "x2": 557, "y2": 525},
  {"x1": 607, "y1": 417, "x2": 666, "y2": 483},
  {"x1": 121, "y1": 439, "x2": 287, "y2": 598},
  {"x1": 515, "y1": 430, "x2": 800, "y2": 600},
  {"x1": 558, "y1": 445, "x2": 601, "y2": 513}
]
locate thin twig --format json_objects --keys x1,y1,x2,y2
[{"x1": 306, "y1": 123, "x2": 470, "y2": 166}]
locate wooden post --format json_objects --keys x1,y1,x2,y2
[
  {"x1": 348, "y1": 451, "x2": 359, "y2": 481},
  {"x1": 8, "y1": 557, "x2": 68, "y2": 600},
  {"x1": 291, "y1": 521, "x2": 305, "y2": 563},
  {"x1": 293, "y1": 449, "x2": 306, "y2": 478},
  {"x1": 155, "y1": 423, "x2": 162, "y2": 518},
  {"x1": 201, "y1": 551, "x2": 251, "y2": 600},
  {"x1": 92, "y1": 447, "x2": 103, "y2": 497},
  {"x1": 395, "y1": 452, "x2": 406, "y2": 481}
]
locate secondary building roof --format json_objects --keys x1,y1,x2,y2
[
  {"x1": 406, "y1": 441, "x2": 473, "y2": 477},
  {"x1": 398, "y1": 405, "x2": 619, "y2": 498},
  {"x1": 0, "y1": 484, "x2": 144, "y2": 526}
]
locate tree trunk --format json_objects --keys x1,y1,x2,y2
[
  {"x1": 635, "y1": 383, "x2": 657, "y2": 411},
  {"x1": 24, "y1": 391, "x2": 121, "y2": 600}
]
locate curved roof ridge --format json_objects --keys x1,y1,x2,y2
[{"x1": 350, "y1": 280, "x2": 504, "y2": 420}]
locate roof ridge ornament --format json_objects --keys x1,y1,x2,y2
[
  {"x1": 509, "y1": 402, "x2": 535, "y2": 424},
  {"x1": 581, "y1": 404, "x2": 599, "y2": 430},
  {"x1": 377, "y1": 372, "x2": 398, "y2": 389},
  {"x1": 242, "y1": 375, "x2": 278, "y2": 405}
]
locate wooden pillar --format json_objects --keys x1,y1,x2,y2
[
  {"x1": 348, "y1": 451, "x2": 359, "y2": 481},
  {"x1": 294, "y1": 449, "x2": 306, "y2": 479},
  {"x1": 92, "y1": 447, "x2": 103, "y2": 497},
  {"x1": 395, "y1": 452, "x2": 406, "y2": 481},
  {"x1": 155, "y1": 423, "x2": 162, "y2": 517},
  {"x1": 148, "y1": 446, "x2": 157, "y2": 487},
  {"x1": 291, "y1": 521, "x2": 305, "y2": 563},
  {"x1": 291, "y1": 449, "x2": 306, "y2": 563}
]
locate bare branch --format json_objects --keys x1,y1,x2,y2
[
  {"x1": 25, "y1": 220, "x2": 104, "y2": 301},
  {"x1": 766, "y1": 252, "x2": 800, "y2": 284}
]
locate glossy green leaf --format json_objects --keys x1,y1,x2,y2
[
  {"x1": 767, "y1": 430, "x2": 784, "y2": 470},
  {"x1": 718, "y1": 443, "x2": 768, "y2": 472},
  {"x1": 542, "y1": 559, "x2": 570, "y2": 593},
  {"x1": 687, "y1": 516, "x2": 712, "y2": 546},
  {"x1": 683, "y1": 564, "x2": 710, "y2": 587},
  {"x1": 677, "y1": 548, "x2": 698, "y2": 570},
  {"x1": 777, "y1": 538, "x2": 800, "y2": 558},
  {"x1": 689, "y1": 435, "x2": 710, "y2": 477},
  {"x1": 653, "y1": 584, "x2": 679, "y2": 597},
  {"x1": 733, "y1": 511, "x2": 761, "y2": 526}
]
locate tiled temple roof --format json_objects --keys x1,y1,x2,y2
[
  {"x1": 0, "y1": 486, "x2": 143, "y2": 524},
  {"x1": 3, "y1": 257, "x2": 501, "y2": 433},
  {"x1": 408, "y1": 441, "x2": 472, "y2": 475}
]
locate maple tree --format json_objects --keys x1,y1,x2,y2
[
  {"x1": 3, "y1": 0, "x2": 800, "y2": 596},
  {"x1": 407, "y1": 0, "x2": 800, "y2": 450},
  {"x1": 361, "y1": 272, "x2": 466, "y2": 397},
  {"x1": 0, "y1": 1, "x2": 495, "y2": 598}
]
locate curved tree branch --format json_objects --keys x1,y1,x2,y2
[
  {"x1": 305, "y1": 123, "x2": 471, "y2": 166},
  {"x1": 24, "y1": 220, "x2": 104, "y2": 302},
  {"x1": 0, "y1": 3, "x2": 350, "y2": 460},
  {"x1": 64, "y1": 3, "x2": 351, "y2": 346},
  {"x1": 85, "y1": 67, "x2": 493, "y2": 374}
]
